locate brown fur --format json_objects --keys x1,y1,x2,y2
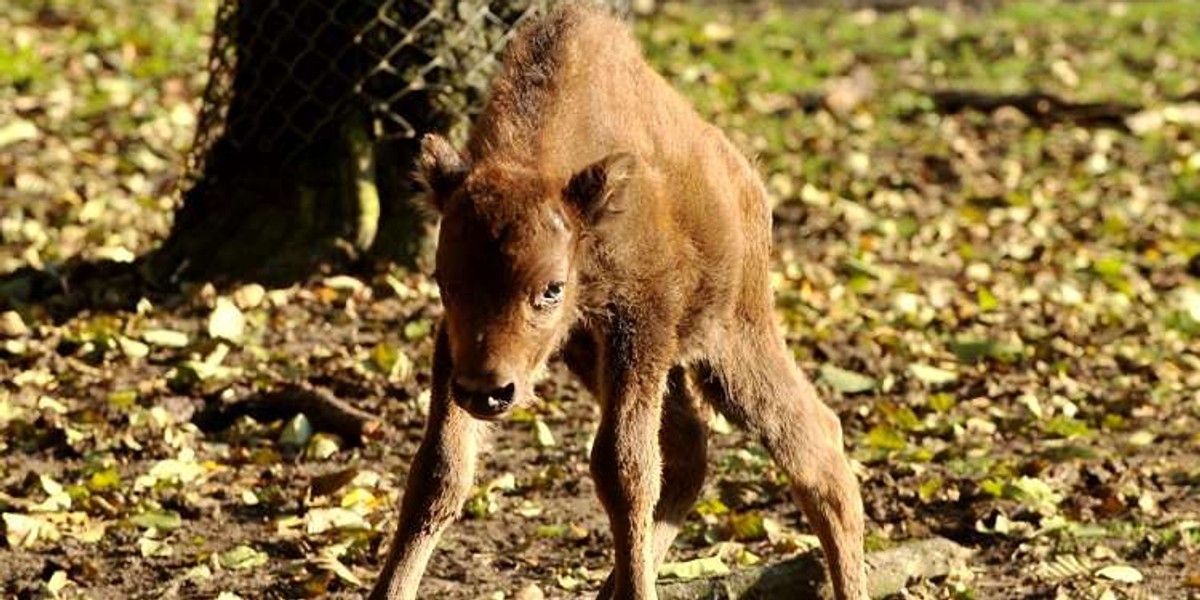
[{"x1": 370, "y1": 4, "x2": 867, "y2": 599}]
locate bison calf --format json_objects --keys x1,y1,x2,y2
[{"x1": 370, "y1": 4, "x2": 867, "y2": 599}]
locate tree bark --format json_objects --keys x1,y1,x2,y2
[{"x1": 146, "y1": 0, "x2": 628, "y2": 286}]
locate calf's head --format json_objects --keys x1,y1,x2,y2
[{"x1": 417, "y1": 134, "x2": 633, "y2": 420}]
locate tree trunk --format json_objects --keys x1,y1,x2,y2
[{"x1": 146, "y1": 0, "x2": 629, "y2": 286}]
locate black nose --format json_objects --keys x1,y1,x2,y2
[{"x1": 452, "y1": 372, "x2": 516, "y2": 416}]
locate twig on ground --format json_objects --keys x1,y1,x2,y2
[
  {"x1": 193, "y1": 381, "x2": 383, "y2": 445},
  {"x1": 928, "y1": 90, "x2": 1139, "y2": 129}
]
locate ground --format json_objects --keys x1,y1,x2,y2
[{"x1": 2, "y1": 1, "x2": 1200, "y2": 599}]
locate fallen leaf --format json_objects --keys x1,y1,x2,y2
[
  {"x1": 45, "y1": 570, "x2": 71, "y2": 594},
  {"x1": 207, "y1": 298, "x2": 245, "y2": 342},
  {"x1": 659, "y1": 555, "x2": 730, "y2": 580},
  {"x1": 0, "y1": 119, "x2": 38, "y2": 148},
  {"x1": 116, "y1": 335, "x2": 150, "y2": 359},
  {"x1": 819, "y1": 364, "x2": 876, "y2": 394},
  {"x1": 32, "y1": 475, "x2": 72, "y2": 512},
  {"x1": 306, "y1": 433, "x2": 341, "y2": 460},
  {"x1": 370, "y1": 343, "x2": 413, "y2": 381},
  {"x1": 278, "y1": 414, "x2": 313, "y2": 450},
  {"x1": 534, "y1": 419, "x2": 556, "y2": 448},
  {"x1": 305, "y1": 507, "x2": 368, "y2": 535},
  {"x1": 233, "y1": 283, "x2": 266, "y2": 309},
  {"x1": 730, "y1": 512, "x2": 767, "y2": 541},
  {"x1": 866, "y1": 424, "x2": 907, "y2": 451},
  {"x1": 0, "y1": 311, "x2": 29, "y2": 337},
  {"x1": 1095, "y1": 564, "x2": 1144, "y2": 584},
  {"x1": 139, "y1": 536, "x2": 174, "y2": 557},
  {"x1": 3, "y1": 513, "x2": 60, "y2": 547},
  {"x1": 141, "y1": 329, "x2": 190, "y2": 348},
  {"x1": 129, "y1": 510, "x2": 182, "y2": 531},
  {"x1": 908, "y1": 363, "x2": 958, "y2": 386},
  {"x1": 219, "y1": 545, "x2": 268, "y2": 570},
  {"x1": 1037, "y1": 554, "x2": 1092, "y2": 581}
]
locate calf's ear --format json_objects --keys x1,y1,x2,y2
[
  {"x1": 564, "y1": 152, "x2": 636, "y2": 224},
  {"x1": 416, "y1": 134, "x2": 468, "y2": 212}
]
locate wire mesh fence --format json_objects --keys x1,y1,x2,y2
[{"x1": 186, "y1": 0, "x2": 631, "y2": 184}]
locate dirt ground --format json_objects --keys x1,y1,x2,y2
[{"x1": 1, "y1": 277, "x2": 1196, "y2": 599}]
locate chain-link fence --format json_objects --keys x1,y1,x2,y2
[{"x1": 186, "y1": 0, "x2": 633, "y2": 184}]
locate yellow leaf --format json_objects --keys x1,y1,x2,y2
[
  {"x1": 207, "y1": 298, "x2": 245, "y2": 342},
  {"x1": 1095, "y1": 565, "x2": 1144, "y2": 584},
  {"x1": 728, "y1": 512, "x2": 766, "y2": 541},
  {"x1": 534, "y1": 419, "x2": 556, "y2": 448},
  {"x1": 33, "y1": 475, "x2": 72, "y2": 512},
  {"x1": 659, "y1": 555, "x2": 730, "y2": 580},
  {"x1": 139, "y1": 536, "x2": 174, "y2": 558},
  {"x1": 305, "y1": 507, "x2": 368, "y2": 535},
  {"x1": 340, "y1": 488, "x2": 378, "y2": 510},
  {"x1": 306, "y1": 433, "x2": 341, "y2": 460},
  {"x1": 116, "y1": 335, "x2": 150, "y2": 358},
  {"x1": 46, "y1": 570, "x2": 71, "y2": 594},
  {"x1": 908, "y1": 363, "x2": 958, "y2": 386},
  {"x1": 3, "y1": 513, "x2": 60, "y2": 547},
  {"x1": 218, "y1": 545, "x2": 268, "y2": 570},
  {"x1": 142, "y1": 329, "x2": 190, "y2": 348},
  {"x1": 0, "y1": 119, "x2": 38, "y2": 148}
]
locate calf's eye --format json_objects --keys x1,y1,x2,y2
[{"x1": 536, "y1": 281, "x2": 565, "y2": 309}]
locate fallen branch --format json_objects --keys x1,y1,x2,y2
[
  {"x1": 928, "y1": 90, "x2": 1138, "y2": 129},
  {"x1": 193, "y1": 382, "x2": 383, "y2": 445},
  {"x1": 657, "y1": 537, "x2": 973, "y2": 600}
]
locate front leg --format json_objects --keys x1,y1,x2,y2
[
  {"x1": 588, "y1": 315, "x2": 673, "y2": 600},
  {"x1": 370, "y1": 325, "x2": 484, "y2": 600}
]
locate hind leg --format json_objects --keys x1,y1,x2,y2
[
  {"x1": 596, "y1": 366, "x2": 708, "y2": 600},
  {"x1": 697, "y1": 330, "x2": 867, "y2": 600}
]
